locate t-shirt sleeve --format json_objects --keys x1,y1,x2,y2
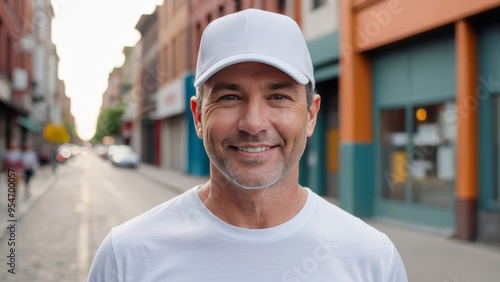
[
  {"x1": 88, "y1": 232, "x2": 119, "y2": 282},
  {"x1": 385, "y1": 243, "x2": 408, "y2": 282}
]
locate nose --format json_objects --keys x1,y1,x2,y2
[{"x1": 237, "y1": 98, "x2": 270, "y2": 136}]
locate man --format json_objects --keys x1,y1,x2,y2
[
  {"x1": 22, "y1": 143, "x2": 39, "y2": 197},
  {"x1": 89, "y1": 9, "x2": 407, "y2": 281}
]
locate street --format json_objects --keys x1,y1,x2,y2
[
  {"x1": 1, "y1": 153, "x2": 500, "y2": 282},
  {"x1": 0, "y1": 153, "x2": 179, "y2": 282}
]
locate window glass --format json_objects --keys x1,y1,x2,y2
[
  {"x1": 410, "y1": 102, "x2": 455, "y2": 207},
  {"x1": 380, "y1": 109, "x2": 407, "y2": 201},
  {"x1": 312, "y1": 0, "x2": 326, "y2": 10},
  {"x1": 492, "y1": 97, "x2": 500, "y2": 204}
]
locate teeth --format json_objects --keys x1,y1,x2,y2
[{"x1": 237, "y1": 147, "x2": 271, "y2": 153}]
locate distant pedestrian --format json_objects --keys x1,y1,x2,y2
[
  {"x1": 89, "y1": 9, "x2": 407, "y2": 281},
  {"x1": 22, "y1": 143, "x2": 39, "y2": 197},
  {"x1": 2, "y1": 141, "x2": 24, "y2": 203},
  {"x1": 50, "y1": 144, "x2": 58, "y2": 173}
]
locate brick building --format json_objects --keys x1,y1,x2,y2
[{"x1": 0, "y1": 0, "x2": 33, "y2": 153}]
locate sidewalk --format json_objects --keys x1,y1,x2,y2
[
  {"x1": 137, "y1": 162, "x2": 210, "y2": 194},
  {"x1": 137, "y1": 162, "x2": 500, "y2": 282},
  {"x1": 0, "y1": 164, "x2": 57, "y2": 240},
  {"x1": 0, "y1": 155, "x2": 84, "y2": 241}
]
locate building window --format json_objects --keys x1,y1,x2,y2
[
  {"x1": 172, "y1": 37, "x2": 176, "y2": 77},
  {"x1": 235, "y1": 0, "x2": 242, "y2": 11},
  {"x1": 196, "y1": 22, "x2": 202, "y2": 54},
  {"x1": 312, "y1": 0, "x2": 326, "y2": 10},
  {"x1": 279, "y1": 0, "x2": 286, "y2": 14},
  {"x1": 163, "y1": 46, "x2": 168, "y2": 80},
  {"x1": 219, "y1": 5, "x2": 224, "y2": 17},
  {"x1": 410, "y1": 103, "x2": 455, "y2": 208},
  {"x1": 6, "y1": 36, "x2": 12, "y2": 78},
  {"x1": 379, "y1": 103, "x2": 456, "y2": 207},
  {"x1": 380, "y1": 108, "x2": 407, "y2": 201},
  {"x1": 491, "y1": 96, "x2": 500, "y2": 204}
]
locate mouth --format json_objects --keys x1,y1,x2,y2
[{"x1": 229, "y1": 145, "x2": 279, "y2": 153}]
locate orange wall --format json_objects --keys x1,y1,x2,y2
[
  {"x1": 339, "y1": 0, "x2": 373, "y2": 143},
  {"x1": 455, "y1": 20, "x2": 478, "y2": 200},
  {"x1": 354, "y1": 0, "x2": 500, "y2": 51}
]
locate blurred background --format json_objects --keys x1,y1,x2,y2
[{"x1": 1, "y1": 0, "x2": 500, "y2": 281}]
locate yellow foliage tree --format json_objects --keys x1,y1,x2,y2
[{"x1": 44, "y1": 123, "x2": 70, "y2": 143}]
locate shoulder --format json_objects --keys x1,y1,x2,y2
[
  {"x1": 109, "y1": 187, "x2": 198, "y2": 246},
  {"x1": 305, "y1": 193, "x2": 407, "y2": 280},
  {"x1": 309, "y1": 193, "x2": 396, "y2": 253}
]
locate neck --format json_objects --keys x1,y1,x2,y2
[{"x1": 198, "y1": 172, "x2": 307, "y2": 229}]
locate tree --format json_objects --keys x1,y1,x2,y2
[{"x1": 90, "y1": 105, "x2": 125, "y2": 145}]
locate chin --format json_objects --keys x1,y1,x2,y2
[
  {"x1": 227, "y1": 166, "x2": 295, "y2": 190},
  {"x1": 233, "y1": 180, "x2": 278, "y2": 190}
]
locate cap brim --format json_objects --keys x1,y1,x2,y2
[{"x1": 194, "y1": 53, "x2": 309, "y2": 87}]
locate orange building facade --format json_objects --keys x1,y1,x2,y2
[{"x1": 339, "y1": 0, "x2": 500, "y2": 243}]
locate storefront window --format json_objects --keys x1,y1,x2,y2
[
  {"x1": 380, "y1": 109, "x2": 407, "y2": 201},
  {"x1": 492, "y1": 97, "x2": 500, "y2": 204},
  {"x1": 312, "y1": 0, "x2": 326, "y2": 10},
  {"x1": 410, "y1": 103, "x2": 455, "y2": 207}
]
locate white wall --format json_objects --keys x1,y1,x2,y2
[
  {"x1": 302, "y1": 0, "x2": 339, "y2": 41},
  {"x1": 160, "y1": 115, "x2": 186, "y2": 172}
]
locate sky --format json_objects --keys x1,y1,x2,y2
[{"x1": 50, "y1": 0, "x2": 164, "y2": 141}]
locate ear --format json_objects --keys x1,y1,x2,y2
[
  {"x1": 306, "y1": 94, "x2": 321, "y2": 137},
  {"x1": 190, "y1": 96, "x2": 203, "y2": 139}
]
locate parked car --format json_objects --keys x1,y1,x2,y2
[
  {"x1": 56, "y1": 143, "x2": 79, "y2": 162},
  {"x1": 94, "y1": 144, "x2": 108, "y2": 159},
  {"x1": 108, "y1": 145, "x2": 140, "y2": 168}
]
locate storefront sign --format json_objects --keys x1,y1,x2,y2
[{"x1": 155, "y1": 78, "x2": 185, "y2": 119}]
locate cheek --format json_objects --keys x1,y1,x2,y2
[
  {"x1": 203, "y1": 109, "x2": 239, "y2": 139},
  {"x1": 272, "y1": 109, "x2": 308, "y2": 142}
]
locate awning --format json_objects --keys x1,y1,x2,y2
[
  {"x1": 315, "y1": 64, "x2": 340, "y2": 83},
  {"x1": 0, "y1": 99, "x2": 28, "y2": 116},
  {"x1": 17, "y1": 116, "x2": 42, "y2": 133}
]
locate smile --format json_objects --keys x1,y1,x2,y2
[{"x1": 236, "y1": 146, "x2": 271, "y2": 153}]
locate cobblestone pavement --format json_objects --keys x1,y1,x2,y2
[
  {"x1": 0, "y1": 154, "x2": 178, "y2": 282},
  {"x1": 1, "y1": 153, "x2": 499, "y2": 281}
]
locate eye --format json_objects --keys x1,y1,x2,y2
[
  {"x1": 219, "y1": 95, "x2": 237, "y2": 101},
  {"x1": 271, "y1": 94, "x2": 286, "y2": 100}
]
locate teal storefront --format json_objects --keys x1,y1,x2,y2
[
  {"x1": 371, "y1": 28, "x2": 457, "y2": 229},
  {"x1": 477, "y1": 19, "x2": 500, "y2": 243},
  {"x1": 185, "y1": 74, "x2": 210, "y2": 176},
  {"x1": 300, "y1": 31, "x2": 340, "y2": 198}
]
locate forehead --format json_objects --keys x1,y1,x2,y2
[{"x1": 205, "y1": 62, "x2": 299, "y2": 87}]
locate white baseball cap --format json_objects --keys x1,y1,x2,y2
[{"x1": 194, "y1": 9, "x2": 315, "y2": 89}]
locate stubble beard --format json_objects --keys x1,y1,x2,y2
[{"x1": 207, "y1": 132, "x2": 307, "y2": 190}]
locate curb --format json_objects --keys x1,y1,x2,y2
[{"x1": 135, "y1": 162, "x2": 209, "y2": 195}]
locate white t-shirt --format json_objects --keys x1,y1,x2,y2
[
  {"x1": 22, "y1": 150, "x2": 38, "y2": 170},
  {"x1": 88, "y1": 187, "x2": 407, "y2": 282}
]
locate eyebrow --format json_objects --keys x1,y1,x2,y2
[
  {"x1": 210, "y1": 83, "x2": 242, "y2": 95},
  {"x1": 267, "y1": 82, "x2": 299, "y2": 93},
  {"x1": 209, "y1": 81, "x2": 299, "y2": 96}
]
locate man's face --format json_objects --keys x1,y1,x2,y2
[{"x1": 192, "y1": 62, "x2": 320, "y2": 189}]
